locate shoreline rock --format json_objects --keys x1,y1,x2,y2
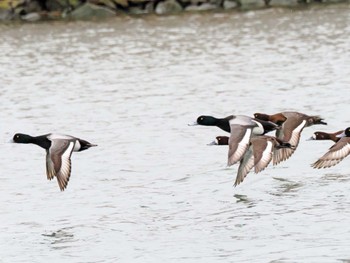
[{"x1": 0, "y1": 0, "x2": 348, "y2": 22}]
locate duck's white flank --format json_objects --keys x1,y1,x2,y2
[{"x1": 252, "y1": 120, "x2": 264, "y2": 135}]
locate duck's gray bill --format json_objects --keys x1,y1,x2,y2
[
  {"x1": 188, "y1": 122, "x2": 198, "y2": 126},
  {"x1": 207, "y1": 140, "x2": 218, "y2": 145},
  {"x1": 306, "y1": 135, "x2": 315, "y2": 141}
]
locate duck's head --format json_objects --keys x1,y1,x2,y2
[
  {"x1": 336, "y1": 127, "x2": 350, "y2": 138},
  {"x1": 254, "y1": 113, "x2": 270, "y2": 121},
  {"x1": 197, "y1": 116, "x2": 218, "y2": 126},
  {"x1": 189, "y1": 115, "x2": 218, "y2": 126},
  {"x1": 208, "y1": 136, "x2": 229, "y2": 145},
  {"x1": 307, "y1": 132, "x2": 327, "y2": 141},
  {"x1": 254, "y1": 113, "x2": 287, "y2": 125},
  {"x1": 12, "y1": 133, "x2": 32, "y2": 144},
  {"x1": 308, "y1": 116, "x2": 327, "y2": 126}
]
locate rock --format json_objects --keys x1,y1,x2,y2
[
  {"x1": 46, "y1": 0, "x2": 66, "y2": 11},
  {"x1": 68, "y1": 2, "x2": 116, "y2": 19},
  {"x1": 155, "y1": 0, "x2": 183, "y2": 14},
  {"x1": 185, "y1": 3, "x2": 217, "y2": 11},
  {"x1": 223, "y1": 0, "x2": 238, "y2": 8},
  {"x1": 208, "y1": 0, "x2": 222, "y2": 5},
  {"x1": 45, "y1": 11, "x2": 63, "y2": 19},
  {"x1": 0, "y1": 9, "x2": 13, "y2": 20},
  {"x1": 112, "y1": 0, "x2": 129, "y2": 7},
  {"x1": 269, "y1": 0, "x2": 299, "y2": 5},
  {"x1": 22, "y1": 0, "x2": 41, "y2": 13},
  {"x1": 128, "y1": 6, "x2": 147, "y2": 14},
  {"x1": 145, "y1": 1, "x2": 155, "y2": 12},
  {"x1": 128, "y1": 0, "x2": 150, "y2": 3},
  {"x1": 181, "y1": 0, "x2": 207, "y2": 4},
  {"x1": 21, "y1": 12, "x2": 41, "y2": 21},
  {"x1": 321, "y1": 0, "x2": 345, "y2": 2},
  {"x1": 0, "y1": 0, "x2": 25, "y2": 10},
  {"x1": 239, "y1": 0, "x2": 265, "y2": 8},
  {"x1": 98, "y1": 0, "x2": 117, "y2": 10},
  {"x1": 55, "y1": 0, "x2": 81, "y2": 9}
]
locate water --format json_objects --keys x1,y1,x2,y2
[{"x1": 1, "y1": 5, "x2": 350, "y2": 262}]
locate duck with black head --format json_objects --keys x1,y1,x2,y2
[
  {"x1": 312, "y1": 127, "x2": 350, "y2": 169},
  {"x1": 189, "y1": 114, "x2": 280, "y2": 166},
  {"x1": 254, "y1": 111, "x2": 327, "y2": 165},
  {"x1": 12, "y1": 133, "x2": 97, "y2": 191}
]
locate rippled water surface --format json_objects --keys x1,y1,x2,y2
[{"x1": 1, "y1": 5, "x2": 350, "y2": 262}]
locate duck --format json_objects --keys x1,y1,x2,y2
[
  {"x1": 312, "y1": 127, "x2": 350, "y2": 169},
  {"x1": 254, "y1": 111, "x2": 327, "y2": 165},
  {"x1": 12, "y1": 133, "x2": 97, "y2": 191},
  {"x1": 208, "y1": 136, "x2": 229, "y2": 146},
  {"x1": 189, "y1": 115, "x2": 280, "y2": 166},
  {"x1": 307, "y1": 130, "x2": 343, "y2": 143},
  {"x1": 189, "y1": 115, "x2": 279, "y2": 134},
  {"x1": 209, "y1": 135, "x2": 294, "y2": 186}
]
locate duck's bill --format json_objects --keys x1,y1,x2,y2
[
  {"x1": 319, "y1": 120, "x2": 327, "y2": 125},
  {"x1": 336, "y1": 131, "x2": 346, "y2": 138},
  {"x1": 207, "y1": 140, "x2": 218, "y2": 145},
  {"x1": 8, "y1": 139, "x2": 14, "y2": 143},
  {"x1": 188, "y1": 121, "x2": 198, "y2": 126},
  {"x1": 306, "y1": 135, "x2": 316, "y2": 141}
]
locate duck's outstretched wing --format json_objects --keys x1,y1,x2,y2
[
  {"x1": 312, "y1": 138, "x2": 350, "y2": 169},
  {"x1": 234, "y1": 147, "x2": 254, "y2": 187},
  {"x1": 47, "y1": 139, "x2": 75, "y2": 191},
  {"x1": 227, "y1": 125, "x2": 252, "y2": 166},
  {"x1": 253, "y1": 139, "x2": 273, "y2": 173},
  {"x1": 273, "y1": 118, "x2": 306, "y2": 165},
  {"x1": 46, "y1": 150, "x2": 55, "y2": 180}
]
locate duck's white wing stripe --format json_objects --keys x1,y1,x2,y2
[
  {"x1": 273, "y1": 120, "x2": 306, "y2": 165},
  {"x1": 228, "y1": 128, "x2": 252, "y2": 166},
  {"x1": 56, "y1": 141, "x2": 75, "y2": 191},
  {"x1": 289, "y1": 120, "x2": 306, "y2": 147},
  {"x1": 235, "y1": 149, "x2": 254, "y2": 187},
  {"x1": 254, "y1": 141, "x2": 273, "y2": 173}
]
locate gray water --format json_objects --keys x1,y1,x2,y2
[{"x1": 1, "y1": 5, "x2": 350, "y2": 262}]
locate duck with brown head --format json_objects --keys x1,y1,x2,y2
[
  {"x1": 307, "y1": 130, "x2": 343, "y2": 143},
  {"x1": 254, "y1": 111, "x2": 327, "y2": 165},
  {"x1": 208, "y1": 135, "x2": 294, "y2": 186},
  {"x1": 312, "y1": 127, "x2": 350, "y2": 169}
]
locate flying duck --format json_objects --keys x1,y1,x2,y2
[
  {"x1": 254, "y1": 111, "x2": 327, "y2": 165},
  {"x1": 12, "y1": 133, "x2": 97, "y2": 191},
  {"x1": 307, "y1": 130, "x2": 343, "y2": 142},
  {"x1": 190, "y1": 115, "x2": 280, "y2": 166},
  {"x1": 312, "y1": 127, "x2": 350, "y2": 169},
  {"x1": 209, "y1": 135, "x2": 294, "y2": 186}
]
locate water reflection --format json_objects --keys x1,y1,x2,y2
[
  {"x1": 42, "y1": 229, "x2": 75, "y2": 250},
  {"x1": 320, "y1": 173, "x2": 350, "y2": 183},
  {"x1": 233, "y1": 194, "x2": 256, "y2": 208},
  {"x1": 1, "y1": 4, "x2": 350, "y2": 262},
  {"x1": 270, "y1": 177, "x2": 303, "y2": 196}
]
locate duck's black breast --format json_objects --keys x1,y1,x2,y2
[{"x1": 32, "y1": 135, "x2": 52, "y2": 150}]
